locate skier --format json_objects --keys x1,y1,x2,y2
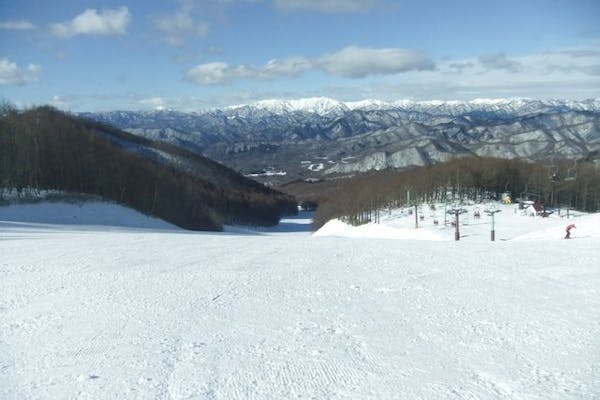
[{"x1": 565, "y1": 224, "x2": 576, "y2": 239}]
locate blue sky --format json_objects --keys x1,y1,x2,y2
[{"x1": 1, "y1": 0, "x2": 599, "y2": 111}]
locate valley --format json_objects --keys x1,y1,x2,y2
[{"x1": 83, "y1": 97, "x2": 600, "y2": 185}]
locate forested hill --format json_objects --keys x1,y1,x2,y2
[
  {"x1": 0, "y1": 106, "x2": 297, "y2": 230},
  {"x1": 308, "y1": 157, "x2": 600, "y2": 229}
]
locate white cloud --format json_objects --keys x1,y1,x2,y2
[
  {"x1": 447, "y1": 61, "x2": 475, "y2": 73},
  {"x1": 185, "y1": 46, "x2": 435, "y2": 84},
  {"x1": 435, "y1": 47, "x2": 600, "y2": 80},
  {"x1": 0, "y1": 58, "x2": 41, "y2": 86},
  {"x1": 373, "y1": 45, "x2": 600, "y2": 100},
  {"x1": 139, "y1": 97, "x2": 167, "y2": 110},
  {"x1": 50, "y1": 95, "x2": 69, "y2": 109},
  {"x1": 262, "y1": 56, "x2": 313, "y2": 77},
  {"x1": 0, "y1": 20, "x2": 36, "y2": 30},
  {"x1": 479, "y1": 53, "x2": 523, "y2": 73},
  {"x1": 554, "y1": 48, "x2": 600, "y2": 58},
  {"x1": 317, "y1": 46, "x2": 435, "y2": 78},
  {"x1": 197, "y1": 21, "x2": 210, "y2": 38},
  {"x1": 580, "y1": 65, "x2": 600, "y2": 76},
  {"x1": 185, "y1": 62, "x2": 256, "y2": 84},
  {"x1": 155, "y1": 2, "x2": 212, "y2": 46},
  {"x1": 184, "y1": 58, "x2": 308, "y2": 84},
  {"x1": 155, "y1": 10, "x2": 202, "y2": 46},
  {"x1": 273, "y1": 0, "x2": 384, "y2": 13},
  {"x1": 537, "y1": 46, "x2": 600, "y2": 76},
  {"x1": 50, "y1": 6, "x2": 130, "y2": 38},
  {"x1": 156, "y1": 8, "x2": 193, "y2": 46}
]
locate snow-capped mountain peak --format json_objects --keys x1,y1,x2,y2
[
  {"x1": 286, "y1": 97, "x2": 349, "y2": 114},
  {"x1": 228, "y1": 97, "x2": 349, "y2": 116},
  {"x1": 344, "y1": 99, "x2": 392, "y2": 111},
  {"x1": 220, "y1": 97, "x2": 600, "y2": 117}
]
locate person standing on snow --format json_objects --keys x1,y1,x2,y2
[{"x1": 565, "y1": 224, "x2": 576, "y2": 239}]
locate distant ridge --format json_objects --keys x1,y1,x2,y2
[
  {"x1": 226, "y1": 96, "x2": 600, "y2": 116},
  {"x1": 82, "y1": 97, "x2": 600, "y2": 185}
]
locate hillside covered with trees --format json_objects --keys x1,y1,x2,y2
[
  {"x1": 309, "y1": 157, "x2": 600, "y2": 229},
  {"x1": 0, "y1": 105, "x2": 297, "y2": 230}
]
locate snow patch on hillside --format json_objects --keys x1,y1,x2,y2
[{"x1": 0, "y1": 201, "x2": 179, "y2": 230}]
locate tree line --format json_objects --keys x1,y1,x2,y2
[
  {"x1": 0, "y1": 106, "x2": 297, "y2": 230},
  {"x1": 312, "y1": 156, "x2": 600, "y2": 229}
]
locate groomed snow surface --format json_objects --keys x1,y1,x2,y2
[{"x1": 1, "y1": 201, "x2": 599, "y2": 399}]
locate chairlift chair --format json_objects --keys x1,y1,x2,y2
[
  {"x1": 547, "y1": 156, "x2": 560, "y2": 183},
  {"x1": 519, "y1": 183, "x2": 529, "y2": 203},
  {"x1": 564, "y1": 160, "x2": 577, "y2": 182}
]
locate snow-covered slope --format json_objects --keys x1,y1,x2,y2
[
  {"x1": 315, "y1": 203, "x2": 599, "y2": 242},
  {"x1": 0, "y1": 201, "x2": 179, "y2": 230},
  {"x1": 2, "y1": 202, "x2": 599, "y2": 399}
]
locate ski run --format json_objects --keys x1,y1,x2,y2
[{"x1": 1, "y1": 201, "x2": 599, "y2": 399}]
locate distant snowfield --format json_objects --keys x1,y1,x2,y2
[{"x1": 1, "y1": 202, "x2": 599, "y2": 399}]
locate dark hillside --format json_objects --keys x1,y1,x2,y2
[{"x1": 0, "y1": 107, "x2": 297, "y2": 230}]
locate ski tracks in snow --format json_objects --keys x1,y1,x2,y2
[
  {"x1": 2, "y1": 227, "x2": 600, "y2": 399},
  {"x1": 142, "y1": 242, "x2": 393, "y2": 399}
]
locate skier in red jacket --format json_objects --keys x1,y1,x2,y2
[{"x1": 565, "y1": 224, "x2": 576, "y2": 239}]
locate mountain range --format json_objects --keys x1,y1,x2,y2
[{"x1": 82, "y1": 97, "x2": 600, "y2": 185}]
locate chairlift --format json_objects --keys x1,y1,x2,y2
[
  {"x1": 549, "y1": 168, "x2": 560, "y2": 183},
  {"x1": 518, "y1": 184, "x2": 537, "y2": 208},
  {"x1": 548, "y1": 156, "x2": 560, "y2": 183},
  {"x1": 564, "y1": 160, "x2": 577, "y2": 182},
  {"x1": 518, "y1": 186, "x2": 527, "y2": 210}
]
